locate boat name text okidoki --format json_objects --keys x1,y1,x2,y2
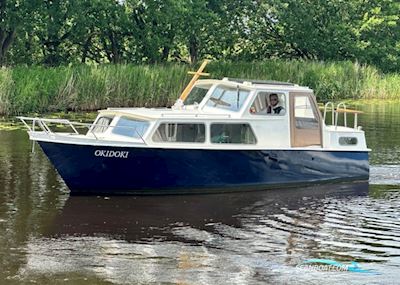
[{"x1": 94, "y1": 150, "x2": 129, "y2": 158}]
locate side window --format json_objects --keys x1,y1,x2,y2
[
  {"x1": 211, "y1": 124, "x2": 256, "y2": 144},
  {"x1": 339, "y1": 137, "x2": 358, "y2": 145},
  {"x1": 112, "y1": 117, "x2": 150, "y2": 138},
  {"x1": 294, "y1": 96, "x2": 319, "y2": 129},
  {"x1": 92, "y1": 116, "x2": 114, "y2": 133},
  {"x1": 250, "y1": 92, "x2": 286, "y2": 115},
  {"x1": 153, "y1": 123, "x2": 205, "y2": 143}
]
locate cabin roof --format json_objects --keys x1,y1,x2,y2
[
  {"x1": 99, "y1": 107, "x2": 236, "y2": 120},
  {"x1": 100, "y1": 108, "x2": 168, "y2": 120},
  {"x1": 98, "y1": 78, "x2": 313, "y2": 120},
  {"x1": 224, "y1": 78, "x2": 296, "y2": 86},
  {"x1": 195, "y1": 78, "x2": 312, "y2": 92}
]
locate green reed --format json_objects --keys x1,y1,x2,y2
[{"x1": 0, "y1": 60, "x2": 399, "y2": 115}]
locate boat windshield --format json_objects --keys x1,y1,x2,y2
[
  {"x1": 205, "y1": 86, "x2": 250, "y2": 112},
  {"x1": 112, "y1": 117, "x2": 150, "y2": 139},
  {"x1": 91, "y1": 116, "x2": 114, "y2": 133},
  {"x1": 184, "y1": 85, "x2": 210, "y2": 105}
]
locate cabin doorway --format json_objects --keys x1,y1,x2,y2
[{"x1": 290, "y1": 92, "x2": 322, "y2": 147}]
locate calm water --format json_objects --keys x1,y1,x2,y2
[{"x1": 1, "y1": 103, "x2": 400, "y2": 285}]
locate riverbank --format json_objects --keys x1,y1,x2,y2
[{"x1": 0, "y1": 61, "x2": 399, "y2": 116}]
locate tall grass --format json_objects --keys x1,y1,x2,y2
[
  {"x1": 0, "y1": 60, "x2": 399, "y2": 115},
  {"x1": 208, "y1": 60, "x2": 400, "y2": 100},
  {"x1": 0, "y1": 68, "x2": 13, "y2": 115}
]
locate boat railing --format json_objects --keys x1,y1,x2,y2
[
  {"x1": 323, "y1": 102, "x2": 335, "y2": 125},
  {"x1": 18, "y1": 116, "x2": 82, "y2": 134},
  {"x1": 17, "y1": 116, "x2": 147, "y2": 144},
  {"x1": 160, "y1": 113, "x2": 231, "y2": 118},
  {"x1": 322, "y1": 102, "x2": 363, "y2": 130},
  {"x1": 335, "y1": 102, "x2": 348, "y2": 128}
]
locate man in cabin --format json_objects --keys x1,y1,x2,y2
[{"x1": 262, "y1": 93, "x2": 285, "y2": 115}]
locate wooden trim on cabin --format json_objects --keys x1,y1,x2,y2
[
  {"x1": 289, "y1": 94, "x2": 295, "y2": 147},
  {"x1": 290, "y1": 92, "x2": 323, "y2": 147},
  {"x1": 310, "y1": 93, "x2": 324, "y2": 147},
  {"x1": 336, "y1": 108, "x2": 363, "y2": 114}
]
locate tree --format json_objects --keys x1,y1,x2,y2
[
  {"x1": 124, "y1": 0, "x2": 184, "y2": 63},
  {"x1": 244, "y1": 0, "x2": 360, "y2": 60},
  {"x1": 71, "y1": 0, "x2": 131, "y2": 64},
  {"x1": 0, "y1": 0, "x2": 398, "y2": 71},
  {"x1": 0, "y1": 0, "x2": 18, "y2": 65},
  {"x1": 355, "y1": 0, "x2": 400, "y2": 72}
]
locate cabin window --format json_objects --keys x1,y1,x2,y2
[
  {"x1": 294, "y1": 96, "x2": 319, "y2": 129},
  {"x1": 153, "y1": 123, "x2": 205, "y2": 143},
  {"x1": 250, "y1": 92, "x2": 286, "y2": 115},
  {"x1": 211, "y1": 124, "x2": 257, "y2": 144},
  {"x1": 112, "y1": 117, "x2": 150, "y2": 139},
  {"x1": 185, "y1": 85, "x2": 210, "y2": 105},
  {"x1": 339, "y1": 137, "x2": 358, "y2": 145},
  {"x1": 205, "y1": 86, "x2": 250, "y2": 111},
  {"x1": 92, "y1": 116, "x2": 114, "y2": 133}
]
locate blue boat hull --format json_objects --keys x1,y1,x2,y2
[{"x1": 38, "y1": 141, "x2": 369, "y2": 195}]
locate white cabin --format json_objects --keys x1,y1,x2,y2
[{"x1": 58, "y1": 78, "x2": 368, "y2": 151}]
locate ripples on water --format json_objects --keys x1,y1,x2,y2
[
  {"x1": 7, "y1": 183, "x2": 399, "y2": 285},
  {"x1": 1, "y1": 102, "x2": 400, "y2": 284}
]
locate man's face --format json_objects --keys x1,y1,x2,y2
[{"x1": 270, "y1": 95, "x2": 278, "y2": 106}]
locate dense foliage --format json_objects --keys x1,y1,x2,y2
[{"x1": 0, "y1": 0, "x2": 399, "y2": 72}]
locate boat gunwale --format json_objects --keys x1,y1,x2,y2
[{"x1": 29, "y1": 132, "x2": 371, "y2": 152}]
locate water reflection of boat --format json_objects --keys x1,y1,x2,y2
[
  {"x1": 21, "y1": 182, "x2": 387, "y2": 285},
  {"x1": 45, "y1": 182, "x2": 369, "y2": 241},
  {"x1": 19, "y1": 61, "x2": 370, "y2": 194}
]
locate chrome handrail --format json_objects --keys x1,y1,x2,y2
[
  {"x1": 335, "y1": 102, "x2": 347, "y2": 129},
  {"x1": 322, "y1": 102, "x2": 361, "y2": 130},
  {"x1": 17, "y1": 116, "x2": 147, "y2": 144},
  {"x1": 323, "y1": 102, "x2": 335, "y2": 125},
  {"x1": 18, "y1": 116, "x2": 81, "y2": 134}
]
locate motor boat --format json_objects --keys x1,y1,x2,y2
[{"x1": 19, "y1": 62, "x2": 369, "y2": 195}]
